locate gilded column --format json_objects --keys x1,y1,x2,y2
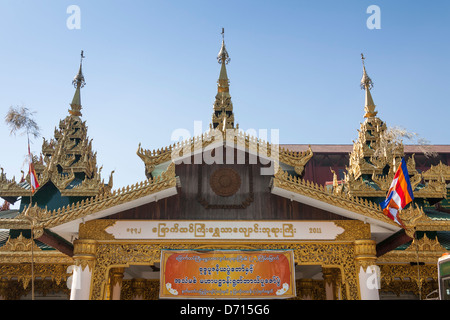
[
  {"x1": 111, "y1": 267, "x2": 125, "y2": 300},
  {"x1": 332, "y1": 269, "x2": 343, "y2": 300},
  {"x1": 299, "y1": 279, "x2": 313, "y2": 300},
  {"x1": 0, "y1": 279, "x2": 7, "y2": 300},
  {"x1": 322, "y1": 268, "x2": 336, "y2": 300},
  {"x1": 132, "y1": 278, "x2": 146, "y2": 300},
  {"x1": 354, "y1": 239, "x2": 379, "y2": 300},
  {"x1": 70, "y1": 239, "x2": 97, "y2": 300}
]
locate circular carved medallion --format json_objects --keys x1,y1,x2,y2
[{"x1": 210, "y1": 168, "x2": 241, "y2": 197}]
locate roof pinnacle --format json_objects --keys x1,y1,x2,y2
[
  {"x1": 211, "y1": 28, "x2": 235, "y2": 130},
  {"x1": 69, "y1": 50, "x2": 86, "y2": 117},
  {"x1": 360, "y1": 53, "x2": 377, "y2": 118},
  {"x1": 217, "y1": 28, "x2": 230, "y2": 65}
]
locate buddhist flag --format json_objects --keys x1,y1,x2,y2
[
  {"x1": 380, "y1": 158, "x2": 414, "y2": 227},
  {"x1": 28, "y1": 142, "x2": 40, "y2": 193}
]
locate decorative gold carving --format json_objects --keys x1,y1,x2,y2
[
  {"x1": 298, "y1": 279, "x2": 313, "y2": 299},
  {"x1": 422, "y1": 162, "x2": 450, "y2": 181},
  {"x1": 198, "y1": 163, "x2": 253, "y2": 209},
  {"x1": 110, "y1": 267, "x2": 125, "y2": 287},
  {"x1": 89, "y1": 241, "x2": 359, "y2": 300},
  {"x1": 281, "y1": 145, "x2": 313, "y2": 176},
  {"x1": 0, "y1": 278, "x2": 70, "y2": 300},
  {"x1": 0, "y1": 232, "x2": 73, "y2": 265},
  {"x1": 0, "y1": 233, "x2": 41, "y2": 252},
  {"x1": 380, "y1": 277, "x2": 437, "y2": 299},
  {"x1": 73, "y1": 239, "x2": 98, "y2": 271},
  {"x1": 397, "y1": 204, "x2": 450, "y2": 237},
  {"x1": 137, "y1": 130, "x2": 313, "y2": 178},
  {"x1": 273, "y1": 168, "x2": 398, "y2": 227},
  {"x1": 291, "y1": 279, "x2": 328, "y2": 300},
  {"x1": 121, "y1": 279, "x2": 160, "y2": 300},
  {"x1": 0, "y1": 89, "x2": 114, "y2": 199},
  {"x1": 0, "y1": 162, "x2": 177, "y2": 230},
  {"x1": 340, "y1": 79, "x2": 448, "y2": 201},
  {"x1": 0, "y1": 251, "x2": 73, "y2": 264},
  {"x1": 79, "y1": 220, "x2": 116, "y2": 240},
  {"x1": 334, "y1": 221, "x2": 371, "y2": 241},
  {"x1": 0, "y1": 263, "x2": 71, "y2": 290},
  {"x1": 379, "y1": 264, "x2": 437, "y2": 298},
  {"x1": 354, "y1": 239, "x2": 377, "y2": 271},
  {"x1": 137, "y1": 143, "x2": 173, "y2": 178},
  {"x1": 131, "y1": 278, "x2": 147, "y2": 299},
  {"x1": 408, "y1": 234, "x2": 447, "y2": 252},
  {"x1": 0, "y1": 167, "x2": 31, "y2": 197},
  {"x1": 378, "y1": 234, "x2": 447, "y2": 264},
  {"x1": 344, "y1": 128, "x2": 447, "y2": 199},
  {"x1": 209, "y1": 167, "x2": 241, "y2": 197}
]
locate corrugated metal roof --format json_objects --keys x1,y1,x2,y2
[
  {"x1": 280, "y1": 144, "x2": 450, "y2": 154},
  {"x1": 0, "y1": 229, "x2": 10, "y2": 247},
  {"x1": 425, "y1": 208, "x2": 450, "y2": 221},
  {"x1": 0, "y1": 210, "x2": 20, "y2": 219}
]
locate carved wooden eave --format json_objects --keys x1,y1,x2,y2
[
  {"x1": 399, "y1": 204, "x2": 450, "y2": 236},
  {"x1": 0, "y1": 171, "x2": 31, "y2": 197},
  {"x1": 377, "y1": 234, "x2": 447, "y2": 265},
  {"x1": 422, "y1": 162, "x2": 450, "y2": 181},
  {"x1": 270, "y1": 168, "x2": 402, "y2": 243},
  {"x1": 343, "y1": 153, "x2": 450, "y2": 200},
  {"x1": 0, "y1": 162, "x2": 178, "y2": 243},
  {"x1": 137, "y1": 129, "x2": 314, "y2": 178},
  {"x1": 0, "y1": 237, "x2": 73, "y2": 291},
  {"x1": 0, "y1": 250, "x2": 72, "y2": 265},
  {"x1": 0, "y1": 233, "x2": 74, "y2": 264}
]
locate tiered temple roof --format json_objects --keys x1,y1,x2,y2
[
  {"x1": 0, "y1": 51, "x2": 113, "y2": 210},
  {"x1": 335, "y1": 55, "x2": 449, "y2": 203},
  {"x1": 211, "y1": 28, "x2": 235, "y2": 130},
  {"x1": 0, "y1": 38, "x2": 450, "y2": 300}
]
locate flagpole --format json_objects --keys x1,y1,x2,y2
[
  {"x1": 383, "y1": 157, "x2": 421, "y2": 299},
  {"x1": 412, "y1": 202, "x2": 421, "y2": 300},
  {"x1": 27, "y1": 134, "x2": 35, "y2": 301},
  {"x1": 415, "y1": 228, "x2": 421, "y2": 300},
  {"x1": 409, "y1": 197, "x2": 421, "y2": 300},
  {"x1": 408, "y1": 168, "x2": 421, "y2": 300}
]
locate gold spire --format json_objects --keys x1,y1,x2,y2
[
  {"x1": 69, "y1": 50, "x2": 86, "y2": 117},
  {"x1": 212, "y1": 28, "x2": 235, "y2": 130},
  {"x1": 217, "y1": 28, "x2": 230, "y2": 93},
  {"x1": 360, "y1": 53, "x2": 377, "y2": 118}
]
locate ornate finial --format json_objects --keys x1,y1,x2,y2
[
  {"x1": 217, "y1": 28, "x2": 230, "y2": 64},
  {"x1": 212, "y1": 29, "x2": 234, "y2": 130},
  {"x1": 360, "y1": 54, "x2": 377, "y2": 118},
  {"x1": 69, "y1": 50, "x2": 85, "y2": 116},
  {"x1": 72, "y1": 50, "x2": 86, "y2": 89},
  {"x1": 360, "y1": 53, "x2": 373, "y2": 90}
]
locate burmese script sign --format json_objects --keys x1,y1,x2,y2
[
  {"x1": 160, "y1": 250, "x2": 296, "y2": 299},
  {"x1": 105, "y1": 220, "x2": 344, "y2": 240}
]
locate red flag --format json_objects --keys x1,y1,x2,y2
[{"x1": 28, "y1": 143, "x2": 40, "y2": 193}]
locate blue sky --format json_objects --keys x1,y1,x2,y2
[{"x1": 0, "y1": 0, "x2": 449, "y2": 201}]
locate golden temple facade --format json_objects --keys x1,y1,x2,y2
[{"x1": 0, "y1": 33, "x2": 449, "y2": 301}]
